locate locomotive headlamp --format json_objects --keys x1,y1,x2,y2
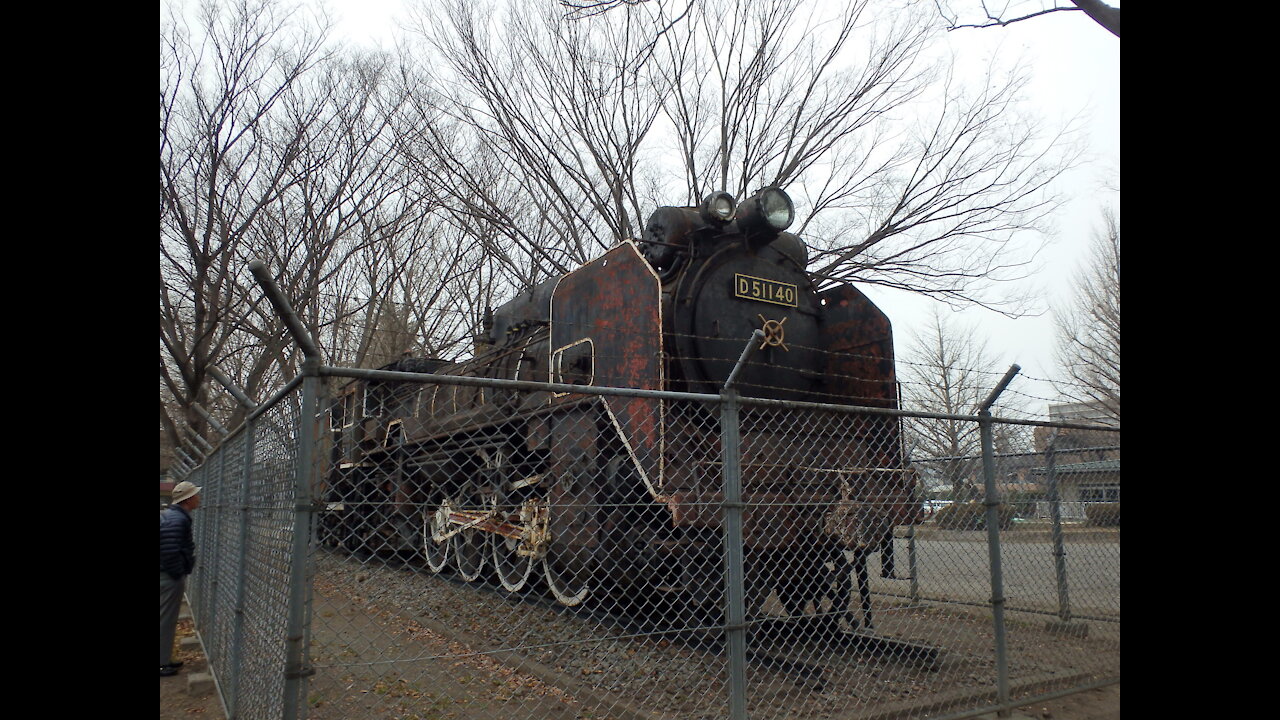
[
  {"x1": 735, "y1": 186, "x2": 795, "y2": 241},
  {"x1": 756, "y1": 187, "x2": 794, "y2": 231},
  {"x1": 699, "y1": 191, "x2": 737, "y2": 224}
]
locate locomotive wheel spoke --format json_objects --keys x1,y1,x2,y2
[
  {"x1": 423, "y1": 501, "x2": 451, "y2": 574},
  {"x1": 454, "y1": 496, "x2": 488, "y2": 582},
  {"x1": 493, "y1": 524, "x2": 533, "y2": 592},
  {"x1": 543, "y1": 551, "x2": 592, "y2": 607}
]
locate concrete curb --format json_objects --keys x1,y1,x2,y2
[{"x1": 186, "y1": 672, "x2": 215, "y2": 697}]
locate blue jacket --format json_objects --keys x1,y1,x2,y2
[{"x1": 160, "y1": 505, "x2": 195, "y2": 580}]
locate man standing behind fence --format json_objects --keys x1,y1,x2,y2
[{"x1": 160, "y1": 481, "x2": 201, "y2": 677}]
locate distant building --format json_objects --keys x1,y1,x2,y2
[
  {"x1": 1047, "y1": 401, "x2": 1119, "y2": 427},
  {"x1": 908, "y1": 401, "x2": 1120, "y2": 518},
  {"x1": 1026, "y1": 401, "x2": 1121, "y2": 518}
]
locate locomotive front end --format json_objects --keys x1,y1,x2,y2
[
  {"x1": 647, "y1": 187, "x2": 826, "y2": 401},
  {"x1": 639, "y1": 187, "x2": 918, "y2": 618}
]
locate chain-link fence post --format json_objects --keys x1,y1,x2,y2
[
  {"x1": 229, "y1": 414, "x2": 254, "y2": 718},
  {"x1": 205, "y1": 437, "x2": 226, "y2": 660},
  {"x1": 193, "y1": 402, "x2": 230, "y2": 438},
  {"x1": 180, "y1": 443, "x2": 211, "y2": 624},
  {"x1": 248, "y1": 259, "x2": 322, "y2": 720},
  {"x1": 176, "y1": 446, "x2": 201, "y2": 473},
  {"x1": 283, "y1": 357, "x2": 320, "y2": 719},
  {"x1": 720, "y1": 330, "x2": 761, "y2": 720},
  {"x1": 720, "y1": 387, "x2": 748, "y2": 720},
  {"x1": 905, "y1": 524, "x2": 920, "y2": 603},
  {"x1": 978, "y1": 365, "x2": 1019, "y2": 718},
  {"x1": 186, "y1": 427, "x2": 216, "y2": 458}
]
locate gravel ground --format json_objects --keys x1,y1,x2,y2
[
  {"x1": 302, "y1": 547, "x2": 1119, "y2": 720},
  {"x1": 161, "y1": 547, "x2": 1119, "y2": 719}
]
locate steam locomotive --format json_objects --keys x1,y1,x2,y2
[{"x1": 321, "y1": 187, "x2": 919, "y2": 625}]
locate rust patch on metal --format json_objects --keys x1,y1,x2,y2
[{"x1": 551, "y1": 243, "x2": 663, "y2": 488}]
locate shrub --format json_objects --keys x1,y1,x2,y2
[
  {"x1": 1003, "y1": 491, "x2": 1041, "y2": 519},
  {"x1": 933, "y1": 501, "x2": 1016, "y2": 530},
  {"x1": 1086, "y1": 502, "x2": 1120, "y2": 527}
]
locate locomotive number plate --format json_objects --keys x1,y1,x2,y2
[{"x1": 734, "y1": 273, "x2": 798, "y2": 307}]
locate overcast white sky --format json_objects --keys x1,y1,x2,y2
[
  {"x1": 324, "y1": 0, "x2": 1119, "y2": 416},
  {"x1": 880, "y1": 7, "x2": 1121, "y2": 415},
  {"x1": 866, "y1": 8, "x2": 1120, "y2": 415}
]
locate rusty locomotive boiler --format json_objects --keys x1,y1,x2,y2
[{"x1": 320, "y1": 186, "x2": 920, "y2": 624}]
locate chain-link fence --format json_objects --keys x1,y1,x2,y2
[
  {"x1": 181, "y1": 383, "x2": 306, "y2": 719},
  {"x1": 175, "y1": 363, "x2": 1119, "y2": 720}
]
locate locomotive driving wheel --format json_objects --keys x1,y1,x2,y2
[
  {"x1": 494, "y1": 529, "x2": 533, "y2": 592},
  {"x1": 423, "y1": 499, "x2": 452, "y2": 574},
  {"x1": 542, "y1": 468, "x2": 599, "y2": 607},
  {"x1": 479, "y1": 447, "x2": 537, "y2": 593},
  {"x1": 493, "y1": 496, "x2": 540, "y2": 593},
  {"x1": 543, "y1": 546, "x2": 593, "y2": 606},
  {"x1": 454, "y1": 493, "x2": 489, "y2": 582}
]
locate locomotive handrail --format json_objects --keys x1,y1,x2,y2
[{"x1": 318, "y1": 365, "x2": 715, "y2": 403}]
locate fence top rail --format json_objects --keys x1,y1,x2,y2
[
  {"x1": 177, "y1": 363, "x2": 1117, "y2": 478},
  {"x1": 316, "y1": 365, "x2": 1120, "y2": 433},
  {"x1": 176, "y1": 374, "x2": 307, "y2": 478}
]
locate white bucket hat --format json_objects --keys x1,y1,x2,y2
[{"x1": 171, "y1": 481, "x2": 202, "y2": 504}]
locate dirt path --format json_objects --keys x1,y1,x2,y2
[
  {"x1": 305, "y1": 588, "x2": 593, "y2": 719},
  {"x1": 160, "y1": 609, "x2": 225, "y2": 719}
]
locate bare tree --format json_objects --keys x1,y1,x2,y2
[
  {"x1": 160, "y1": 0, "x2": 1088, "y2": 466},
  {"x1": 160, "y1": 0, "x2": 337, "y2": 444},
  {"x1": 900, "y1": 308, "x2": 1028, "y2": 500},
  {"x1": 1053, "y1": 208, "x2": 1119, "y2": 423},
  {"x1": 399, "y1": 0, "x2": 1077, "y2": 314},
  {"x1": 160, "y1": 0, "x2": 472, "y2": 452},
  {"x1": 402, "y1": 0, "x2": 675, "y2": 278},
  {"x1": 385, "y1": 59, "x2": 581, "y2": 293},
  {"x1": 931, "y1": 1, "x2": 1120, "y2": 38},
  {"x1": 568, "y1": 0, "x2": 1122, "y2": 38},
  {"x1": 654, "y1": 0, "x2": 1079, "y2": 314}
]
